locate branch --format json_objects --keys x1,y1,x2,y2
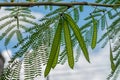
[{"x1": 0, "y1": 2, "x2": 120, "y2": 7}]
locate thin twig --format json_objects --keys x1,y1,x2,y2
[{"x1": 0, "y1": 2, "x2": 120, "y2": 7}]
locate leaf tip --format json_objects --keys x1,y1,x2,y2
[
  {"x1": 69, "y1": 62, "x2": 74, "y2": 69},
  {"x1": 88, "y1": 59, "x2": 91, "y2": 63},
  {"x1": 86, "y1": 56, "x2": 90, "y2": 63},
  {"x1": 91, "y1": 46, "x2": 95, "y2": 49},
  {"x1": 70, "y1": 65, "x2": 74, "y2": 69},
  {"x1": 51, "y1": 65, "x2": 55, "y2": 69},
  {"x1": 44, "y1": 71, "x2": 48, "y2": 77}
]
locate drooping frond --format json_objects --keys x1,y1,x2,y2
[
  {"x1": 1, "y1": 44, "x2": 48, "y2": 80},
  {"x1": 13, "y1": 15, "x2": 59, "y2": 60},
  {"x1": 0, "y1": 60, "x2": 21, "y2": 80},
  {"x1": 77, "y1": 2, "x2": 120, "y2": 79},
  {"x1": 24, "y1": 44, "x2": 48, "y2": 79},
  {"x1": 93, "y1": 8, "x2": 120, "y2": 80},
  {"x1": 107, "y1": 34, "x2": 120, "y2": 80}
]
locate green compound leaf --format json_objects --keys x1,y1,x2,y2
[
  {"x1": 16, "y1": 30, "x2": 23, "y2": 43},
  {"x1": 64, "y1": 13, "x2": 90, "y2": 63},
  {"x1": 73, "y1": 8, "x2": 79, "y2": 22},
  {"x1": 63, "y1": 19, "x2": 74, "y2": 69},
  {"x1": 101, "y1": 15, "x2": 105, "y2": 30},
  {"x1": 44, "y1": 18, "x2": 62, "y2": 77},
  {"x1": 5, "y1": 30, "x2": 16, "y2": 46},
  {"x1": 79, "y1": 5, "x2": 83, "y2": 12}
]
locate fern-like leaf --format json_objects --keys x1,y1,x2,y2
[
  {"x1": 16, "y1": 30, "x2": 23, "y2": 43},
  {"x1": 5, "y1": 30, "x2": 16, "y2": 46}
]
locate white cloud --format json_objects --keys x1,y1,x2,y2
[
  {"x1": 31, "y1": 12, "x2": 44, "y2": 19},
  {"x1": 1, "y1": 50, "x2": 12, "y2": 67}
]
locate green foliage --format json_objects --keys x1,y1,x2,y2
[
  {"x1": 23, "y1": 46, "x2": 47, "y2": 80},
  {"x1": 0, "y1": 61, "x2": 21, "y2": 80},
  {"x1": 84, "y1": 13, "x2": 101, "y2": 20},
  {"x1": 110, "y1": 45, "x2": 116, "y2": 72},
  {"x1": 5, "y1": 30, "x2": 16, "y2": 46},
  {"x1": 101, "y1": 15, "x2": 106, "y2": 30},
  {"x1": 96, "y1": 0, "x2": 118, "y2": 4},
  {"x1": 16, "y1": 30, "x2": 23, "y2": 43},
  {"x1": 0, "y1": 7, "x2": 37, "y2": 46},
  {"x1": 73, "y1": 7, "x2": 79, "y2": 22},
  {"x1": 79, "y1": 5, "x2": 84, "y2": 12},
  {"x1": 0, "y1": 44, "x2": 48, "y2": 80},
  {"x1": 0, "y1": 0, "x2": 120, "y2": 80}
]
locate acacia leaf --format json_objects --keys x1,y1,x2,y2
[
  {"x1": 101, "y1": 15, "x2": 105, "y2": 30},
  {"x1": 73, "y1": 8, "x2": 79, "y2": 22},
  {"x1": 16, "y1": 30, "x2": 23, "y2": 43},
  {"x1": 79, "y1": 5, "x2": 83, "y2": 12},
  {"x1": 5, "y1": 30, "x2": 16, "y2": 46}
]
